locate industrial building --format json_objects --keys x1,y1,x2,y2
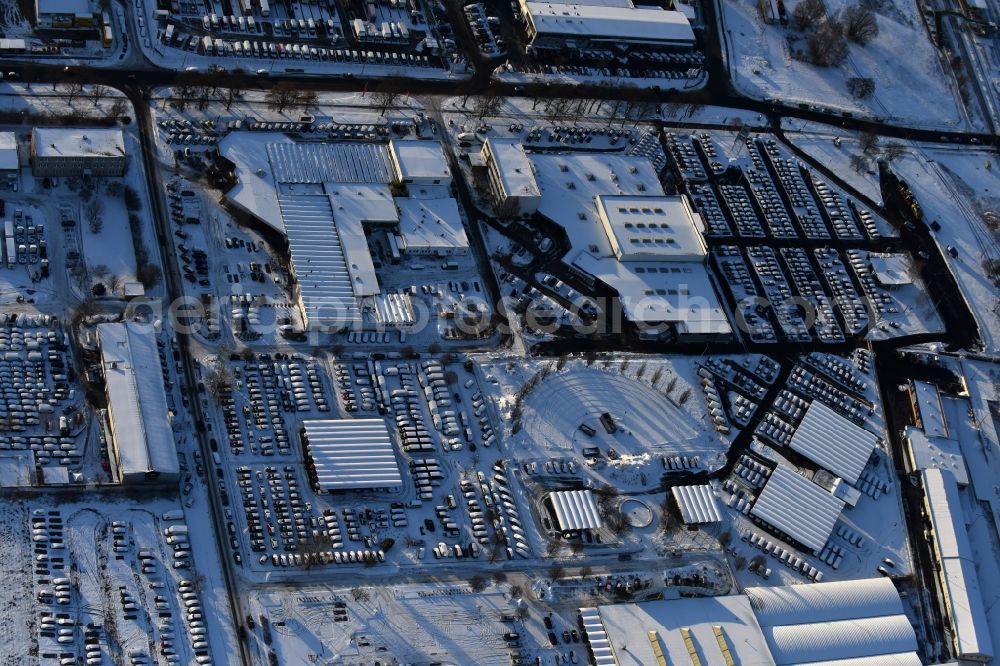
[
  {"x1": 530, "y1": 151, "x2": 731, "y2": 341},
  {"x1": 30, "y1": 127, "x2": 126, "y2": 177},
  {"x1": 596, "y1": 194, "x2": 708, "y2": 262},
  {"x1": 219, "y1": 133, "x2": 470, "y2": 330},
  {"x1": 480, "y1": 138, "x2": 540, "y2": 218},
  {"x1": 395, "y1": 196, "x2": 469, "y2": 255},
  {"x1": 389, "y1": 139, "x2": 452, "y2": 187},
  {"x1": 583, "y1": 578, "x2": 919, "y2": 666},
  {"x1": 35, "y1": 0, "x2": 94, "y2": 29},
  {"x1": 750, "y1": 466, "x2": 845, "y2": 554},
  {"x1": 97, "y1": 322, "x2": 179, "y2": 484},
  {"x1": 671, "y1": 484, "x2": 721, "y2": 524},
  {"x1": 300, "y1": 419, "x2": 403, "y2": 492},
  {"x1": 0, "y1": 133, "x2": 18, "y2": 186},
  {"x1": 921, "y1": 467, "x2": 994, "y2": 663},
  {"x1": 519, "y1": 0, "x2": 695, "y2": 51},
  {"x1": 786, "y1": 400, "x2": 878, "y2": 485},
  {"x1": 547, "y1": 489, "x2": 602, "y2": 533}
]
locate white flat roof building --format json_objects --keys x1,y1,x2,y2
[
  {"x1": 922, "y1": 467, "x2": 994, "y2": 663},
  {"x1": 481, "y1": 138, "x2": 540, "y2": 218},
  {"x1": 396, "y1": 196, "x2": 469, "y2": 255},
  {"x1": 787, "y1": 400, "x2": 878, "y2": 485},
  {"x1": 521, "y1": 0, "x2": 695, "y2": 48},
  {"x1": 302, "y1": 419, "x2": 403, "y2": 492},
  {"x1": 36, "y1": 0, "x2": 93, "y2": 27},
  {"x1": 98, "y1": 322, "x2": 178, "y2": 484},
  {"x1": 548, "y1": 489, "x2": 602, "y2": 532},
  {"x1": 588, "y1": 595, "x2": 771, "y2": 666},
  {"x1": 597, "y1": 195, "x2": 707, "y2": 262},
  {"x1": 31, "y1": 127, "x2": 126, "y2": 177},
  {"x1": 589, "y1": 579, "x2": 920, "y2": 666},
  {"x1": 912, "y1": 380, "x2": 949, "y2": 438},
  {"x1": 389, "y1": 139, "x2": 452, "y2": 186},
  {"x1": 219, "y1": 133, "x2": 396, "y2": 234},
  {"x1": 0, "y1": 133, "x2": 18, "y2": 171},
  {"x1": 531, "y1": 151, "x2": 731, "y2": 341},
  {"x1": 905, "y1": 426, "x2": 968, "y2": 486},
  {"x1": 751, "y1": 466, "x2": 845, "y2": 553}
]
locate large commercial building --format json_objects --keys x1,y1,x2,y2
[
  {"x1": 481, "y1": 138, "x2": 540, "y2": 218},
  {"x1": 921, "y1": 468, "x2": 994, "y2": 663},
  {"x1": 395, "y1": 196, "x2": 469, "y2": 255},
  {"x1": 219, "y1": 133, "x2": 468, "y2": 330},
  {"x1": 35, "y1": 0, "x2": 94, "y2": 29},
  {"x1": 301, "y1": 419, "x2": 403, "y2": 492},
  {"x1": 750, "y1": 466, "x2": 845, "y2": 554},
  {"x1": 389, "y1": 139, "x2": 452, "y2": 187},
  {"x1": 583, "y1": 578, "x2": 920, "y2": 666},
  {"x1": 97, "y1": 322, "x2": 179, "y2": 484},
  {"x1": 530, "y1": 151, "x2": 731, "y2": 341},
  {"x1": 31, "y1": 128, "x2": 126, "y2": 177},
  {"x1": 787, "y1": 400, "x2": 878, "y2": 485},
  {"x1": 519, "y1": 0, "x2": 695, "y2": 50}
]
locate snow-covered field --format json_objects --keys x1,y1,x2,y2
[{"x1": 720, "y1": 0, "x2": 971, "y2": 129}]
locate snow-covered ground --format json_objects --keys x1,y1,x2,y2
[
  {"x1": 719, "y1": 0, "x2": 972, "y2": 130},
  {"x1": 890, "y1": 144, "x2": 1000, "y2": 353}
]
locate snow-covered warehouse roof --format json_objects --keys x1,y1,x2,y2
[
  {"x1": 745, "y1": 578, "x2": 919, "y2": 666},
  {"x1": 389, "y1": 139, "x2": 451, "y2": 184},
  {"x1": 761, "y1": 616, "x2": 917, "y2": 665},
  {"x1": 98, "y1": 322, "x2": 178, "y2": 481},
  {"x1": 482, "y1": 138, "x2": 540, "y2": 199},
  {"x1": 750, "y1": 466, "x2": 844, "y2": 553},
  {"x1": 523, "y1": 2, "x2": 695, "y2": 45},
  {"x1": 745, "y1": 578, "x2": 905, "y2": 626},
  {"x1": 0, "y1": 132, "x2": 17, "y2": 171},
  {"x1": 671, "y1": 484, "x2": 721, "y2": 524},
  {"x1": 788, "y1": 400, "x2": 877, "y2": 484},
  {"x1": 218, "y1": 133, "x2": 395, "y2": 234},
  {"x1": 579, "y1": 607, "x2": 616, "y2": 666},
  {"x1": 786, "y1": 656, "x2": 921, "y2": 666},
  {"x1": 549, "y1": 489, "x2": 602, "y2": 531},
  {"x1": 302, "y1": 419, "x2": 402, "y2": 491},
  {"x1": 33, "y1": 127, "x2": 124, "y2": 159},
  {"x1": 922, "y1": 467, "x2": 994, "y2": 662},
  {"x1": 591, "y1": 595, "x2": 771, "y2": 666}
]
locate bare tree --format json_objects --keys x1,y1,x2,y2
[
  {"x1": 882, "y1": 142, "x2": 905, "y2": 162},
  {"x1": 473, "y1": 94, "x2": 504, "y2": 120},
  {"x1": 265, "y1": 82, "x2": 300, "y2": 113},
  {"x1": 89, "y1": 84, "x2": 109, "y2": 107},
  {"x1": 860, "y1": 130, "x2": 880, "y2": 155},
  {"x1": 543, "y1": 97, "x2": 572, "y2": 123},
  {"x1": 65, "y1": 82, "x2": 85, "y2": 105},
  {"x1": 850, "y1": 153, "x2": 870, "y2": 173},
  {"x1": 107, "y1": 97, "x2": 128, "y2": 121},
  {"x1": 222, "y1": 86, "x2": 244, "y2": 111},
  {"x1": 107, "y1": 274, "x2": 123, "y2": 296},
  {"x1": 299, "y1": 90, "x2": 319, "y2": 113},
  {"x1": 196, "y1": 86, "x2": 212, "y2": 111},
  {"x1": 806, "y1": 18, "x2": 848, "y2": 67},
  {"x1": 173, "y1": 73, "x2": 200, "y2": 111},
  {"x1": 792, "y1": 0, "x2": 826, "y2": 30},
  {"x1": 371, "y1": 89, "x2": 400, "y2": 117},
  {"x1": 841, "y1": 4, "x2": 878, "y2": 44},
  {"x1": 85, "y1": 200, "x2": 103, "y2": 233},
  {"x1": 847, "y1": 77, "x2": 875, "y2": 99}
]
